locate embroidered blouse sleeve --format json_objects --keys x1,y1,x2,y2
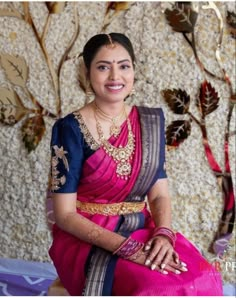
[{"x1": 50, "y1": 114, "x2": 84, "y2": 193}]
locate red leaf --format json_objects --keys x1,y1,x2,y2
[
  {"x1": 166, "y1": 120, "x2": 191, "y2": 148},
  {"x1": 162, "y1": 88, "x2": 190, "y2": 114},
  {"x1": 165, "y1": 3, "x2": 198, "y2": 33},
  {"x1": 197, "y1": 80, "x2": 220, "y2": 118}
]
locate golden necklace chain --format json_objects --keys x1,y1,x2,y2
[
  {"x1": 94, "y1": 107, "x2": 135, "y2": 179},
  {"x1": 94, "y1": 102, "x2": 125, "y2": 138}
]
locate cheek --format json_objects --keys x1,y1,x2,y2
[{"x1": 127, "y1": 73, "x2": 135, "y2": 85}]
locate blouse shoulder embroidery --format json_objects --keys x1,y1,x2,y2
[
  {"x1": 73, "y1": 111, "x2": 100, "y2": 150},
  {"x1": 50, "y1": 145, "x2": 69, "y2": 192}
]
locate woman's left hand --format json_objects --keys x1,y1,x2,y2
[{"x1": 144, "y1": 235, "x2": 187, "y2": 274}]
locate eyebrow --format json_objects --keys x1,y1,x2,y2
[{"x1": 96, "y1": 59, "x2": 131, "y2": 64}]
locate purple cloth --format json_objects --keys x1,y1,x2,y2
[{"x1": 0, "y1": 258, "x2": 57, "y2": 296}]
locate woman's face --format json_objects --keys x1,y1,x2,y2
[{"x1": 88, "y1": 43, "x2": 135, "y2": 103}]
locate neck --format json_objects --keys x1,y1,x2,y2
[{"x1": 93, "y1": 100, "x2": 125, "y2": 118}]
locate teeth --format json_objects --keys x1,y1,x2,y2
[{"x1": 107, "y1": 85, "x2": 123, "y2": 90}]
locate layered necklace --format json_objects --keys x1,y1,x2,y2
[
  {"x1": 93, "y1": 102, "x2": 135, "y2": 179},
  {"x1": 94, "y1": 101, "x2": 125, "y2": 138}
]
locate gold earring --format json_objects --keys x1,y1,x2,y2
[
  {"x1": 85, "y1": 82, "x2": 94, "y2": 103},
  {"x1": 130, "y1": 87, "x2": 135, "y2": 96}
]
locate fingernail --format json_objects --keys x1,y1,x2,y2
[
  {"x1": 151, "y1": 264, "x2": 156, "y2": 270},
  {"x1": 181, "y1": 261, "x2": 187, "y2": 267},
  {"x1": 175, "y1": 270, "x2": 181, "y2": 274},
  {"x1": 145, "y1": 259, "x2": 151, "y2": 266},
  {"x1": 162, "y1": 270, "x2": 168, "y2": 275},
  {"x1": 144, "y1": 245, "x2": 151, "y2": 251},
  {"x1": 181, "y1": 266, "x2": 188, "y2": 272},
  {"x1": 160, "y1": 263, "x2": 166, "y2": 269}
]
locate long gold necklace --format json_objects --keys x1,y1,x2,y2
[
  {"x1": 94, "y1": 107, "x2": 135, "y2": 179},
  {"x1": 94, "y1": 102, "x2": 125, "y2": 138}
]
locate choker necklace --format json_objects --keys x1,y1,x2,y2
[
  {"x1": 94, "y1": 102, "x2": 125, "y2": 138},
  {"x1": 94, "y1": 107, "x2": 135, "y2": 179}
]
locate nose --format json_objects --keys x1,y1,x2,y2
[{"x1": 109, "y1": 65, "x2": 119, "y2": 81}]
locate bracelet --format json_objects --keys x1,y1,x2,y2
[
  {"x1": 113, "y1": 236, "x2": 144, "y2": 259},
  {"x1": 127, "y1": 244, "x2": 145, "y2": 261},
  {"x1": 153, "y1": 226, "x2": 176, "y2": 247}
]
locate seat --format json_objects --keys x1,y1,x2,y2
[{"x1": 48, "y1": 277, "x2": 69, "y2": 296}]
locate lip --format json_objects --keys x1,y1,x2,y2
[{"x1": 105, "y1": 83, "x2": 125, "y2": 92}]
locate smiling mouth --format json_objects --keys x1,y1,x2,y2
[{"x1": 106, "y1": 84, "x2": 124, "y2": 90}]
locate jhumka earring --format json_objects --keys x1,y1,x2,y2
[{"x1": 85, "y1": 82, "x2": 94, "y2": 103}]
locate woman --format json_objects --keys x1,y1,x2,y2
[{"x1": 49, "y1": 33, "x2": 223, "y2": 296}]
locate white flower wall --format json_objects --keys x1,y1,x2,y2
[{"x1": 0, "y1": 2, "x2": 235, "y2": 284}]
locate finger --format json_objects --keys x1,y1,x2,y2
[
  {"x1": 144, "y1": 240, "x2": 152, "y2": 251},
  {"x1": 159, "y1": 249, "x2": 173, "y2": 271},
  {"x1": 166, "y1": 260, "x2": 188, "y2": 272},
  {"x1": 145, "y1": 243, "x2": 162, "y2": 266},
  {"x1": 150, "y1": 246, "x2": 169, "y2": 270},
  {"x1": 173, "y1": 251, "x2": 179, "y2": 264},
  {"x1": 164, "y1": 263, "x2": 183, "y2": 274}
]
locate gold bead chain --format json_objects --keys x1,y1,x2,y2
[
  {"x1": 94, "y1": 101, "x2": 125, "y2": 138},
  {"x1": 94, "y1": 107, "x2": 135, "y2": 179}
]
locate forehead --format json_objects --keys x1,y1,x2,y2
[{"x1": 92, "y1": 43, "x2": 131, "y2": 62}]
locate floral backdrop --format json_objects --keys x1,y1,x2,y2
[{"x1": 0, "y1": 1, "x2": 235, "y2": 285}]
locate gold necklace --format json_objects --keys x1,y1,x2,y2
[
  {"x1": 94, "y1": 108, "x2": 135, "y2": 179},
  {"x1": 94, "y1": 102, "x2": 125, "y2": 138}
]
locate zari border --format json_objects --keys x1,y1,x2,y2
[{"x1": 125, "y1": 106, "x2": 162, "y2": 201}]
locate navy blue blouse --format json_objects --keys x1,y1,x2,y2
[{"x1": 50, "y1": 109, "x2": 167, "y2": 193}]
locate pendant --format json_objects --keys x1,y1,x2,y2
[
  {"x1": 110, "y1": 124, "x2": 121, "y2": 138},
  {"x1": 116, "y1": 161, "x2": 132, "y2": 178}
]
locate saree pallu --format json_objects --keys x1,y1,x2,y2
[{"x1": 49, "y1": 106, "x2": 223, "y2": 296}]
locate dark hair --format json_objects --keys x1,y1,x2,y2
[{"x1": 82, "y1": 33, "x2": 136, "y2": 71}]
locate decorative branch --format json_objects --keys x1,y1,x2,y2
[
  {"x1": 101, "y1": 2, "x2": 131, "y2": 32},
  {"x1": 163, "y1": 2, "x2": 235, "y2": 257},
  {"x1": 0, "y1": 1, "x2": 80, "y2": 151}
]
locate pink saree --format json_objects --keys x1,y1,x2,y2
[{"x1": 49, "y1": 106, "x2": 223, "y2": 296}]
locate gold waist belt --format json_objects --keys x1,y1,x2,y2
[{"x1": 76, "y1": 200, "x2": 145, "y2": 216}]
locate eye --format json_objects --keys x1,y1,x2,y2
[
  {"x1": 120, "y1": 64, "x2": 131, "y2": 70},
  {"x1": 97, "y1": 65, "x2": 110, "y2": 71}
]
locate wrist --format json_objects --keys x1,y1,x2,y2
[
  {"x1": 113, "y1": 236, "x2": 144, "y2": 259},
  {"x1": 153, "y1": 226, "x2": 176, "y2": 247}
]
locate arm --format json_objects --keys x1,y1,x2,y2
[
  {"x1": 142, "y1": 178, "x2": 187, "y2": 274},
  {"x1": 52, "y1": 192, "x2": 126, "y2": 252},
  {"x1": 147, "y1": 178, "x2": 171, "y2": 229}
]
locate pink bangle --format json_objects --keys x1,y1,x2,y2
[
  {"x1": 153, "y1": 227, "x2": 176, "y2": 247},
  {"x1": 113, "y1": 236, "x2": 144, "y2": 259}
]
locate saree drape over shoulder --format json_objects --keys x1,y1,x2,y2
[{"x1": 49, "y1": 106, "x2": 223, "y2": 296}]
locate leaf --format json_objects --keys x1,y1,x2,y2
[
  {"x1": 106, "y1": 2, "x2": 130, "y2": 12},
  {"x1": 166, "y1": 120, "x2": 191, "y2": 148},
  {"x1": 226, "y1": 11, "x2": 236, "y2": 39},
  {"x1": 0, "y1": 54, "x2": 28, "y2": 87},
  {"x1": 46, "y1": 2, "x2": 66, "y2": 14},
  {"x1": 162, "y1": 89, "x2": 190, "y2": 114},
  {"x1": 0, "y1": 8, "x2": 22, "y2": 19},
  {"x1": 102, "y1": 2, "x2": 131, "y2": 31},
  {"x1": 21, "y1": 115, "x2": 46, "y2": 152},
  {"x1": 165, "y1": 3, "x2": 198, "y2": 33},
  {"x1": 0, "y1": 87, "x2": 30, "y2": 125},
  {"x1": 197, "y1": 80, "x2": 220, "y2": 118}
]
